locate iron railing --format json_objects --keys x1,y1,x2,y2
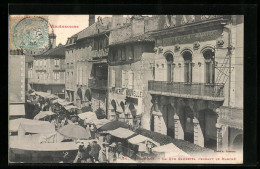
[{"x1": 148, "y1": 81, "x2": 224, "y2": 98}]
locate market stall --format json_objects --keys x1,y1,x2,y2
[{"x1": 152, "y1": 143, "x2": 190, "y2": 158}]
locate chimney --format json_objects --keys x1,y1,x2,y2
[
  {"x1": 112, "y1": 15, "x2": 124, "y2": 29},
  {"x1": 49, "y1": 31, "x2": 56, "y2": 48},
  {"x1": 89, "y1": 15, "x2": 95, "y2": 26}
]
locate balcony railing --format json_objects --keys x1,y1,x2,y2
[
  {"x1": 88, "y1": 79, "x2": 107, "y2": 90},
  {"x1": 28, "y1": 78, "x2": 65, "y2": 85},
  {"x1": 148, "y1": 81, "x2": 224, "y2": 100}
]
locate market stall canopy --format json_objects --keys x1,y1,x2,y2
[
  {"x1": 57, "y1": 124, "x2": 90, "y2": 139},
  {"x1": 33, "y1": 111, "x2": 56, "y2": 120},
  {"x1": 64, "y1": 105, "x2": 79, "y2": 110},
  {"x1": 9, "y1": 118, "x2": 35, "y2": 132},
  {"x1": 9, "y1": 104, "x2": 25, "y2": 117},
  {"x1": 98, "y1": 121, "x2": 130, "y2": 131},
  {"x1": 108, "y1": 127, "x2": 135, "y2": 139},
  {"x1": 152, "y1": 143, "x2": 190, "y2": 157},
  {"x1": 18, "y1": 120, "x2": 55, "y2": 135},
  {"x1": 91, "y1": 119, "x2": 111, "y2": 129},
  {"x1": 128, "y1": 134, "x2": 160, "y2": 146},
  {"x1": 9, "y1": 136, "x2": 78, "y2": 152},
  {"x1": 78, "y1": 112, "x2": 97, "y2": 120}
]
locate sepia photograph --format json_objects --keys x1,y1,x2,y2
[{"x1": 8, "y1": 14, "x2": 244, "y2": 164}]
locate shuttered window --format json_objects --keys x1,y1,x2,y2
[
  {"x1": 122, "y1": 70, "x2": 128, "y2": 88},
  {"x1": 111, "y1": 70, "x2": 116, "y2": 87},
  {"x1": 128, "y1": 70, "x2": 134, "y2": 89}
]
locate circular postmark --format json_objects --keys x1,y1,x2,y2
[{"x1": 12, "y1": 16, "x2": 53, "y2": 56}]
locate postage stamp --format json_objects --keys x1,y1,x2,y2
[{"x1": 10, "y1": 16, "x2": 52, "y2": 55}]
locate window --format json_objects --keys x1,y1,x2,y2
[
  {"x1": 183, "y1": 51, "x2": 193, "y2": 83},
  {"x1": 54, "y1": 59, "x2": 60, "y2": 66},
  {"x1": 117, "y1": 48, "x2": 122, "y2": 61},
  {"x1": 165, "y1": 53, "x2": 174, "y2": 82},
  {"x1": 53, "y1": 72, "x2": 60, "y2": 80},
  {"x1": 121, "y1": 47, "x2": 126, "y2": 61},
  {"x1": 203, "y1": 50, "x2": 215, "y2": 84},
  {"x1": 122, "y1": 70, "x2": 128, "y2": 88},
  {"x1": 128, "y1": 70, "x2": 134, "y2": 89},
  {"x1": 111, "y1": 70, "x2": 116, "y2": 87},
  {"x1": 129, "y1": 46, "x2": 134, "y2": 60},
  {"x1": 112, "y1": 49, "x2": 117, "y2": 61}
]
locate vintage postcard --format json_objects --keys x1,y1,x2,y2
[{"x1": 8, "y1": 14, "x2": 243, "y2": 164}]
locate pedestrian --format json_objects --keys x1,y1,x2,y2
[
  {"x1": 116, "y1": 142, "x2": 123, "y2": 159},
  {"x1": 73, "y1": 143, "x2": 86, "y2": 163},
  {"x1": 90, "y1": 141, "x2": 101, "y2": 162},
  {"x1": 89, "y1": 124, "x2": 96, "y2": 139},
  {"x1": 84, "y1": 142, "x2": 93, "y2": 162},
  {"x1": 85, "y1": 125, "x2": 91, "y2": 139}
]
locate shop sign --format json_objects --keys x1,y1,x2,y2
[
  {"x1": 162, "y1": 29, "x2": 221, "y2": 46},
  {"x1": 126, "y1": 89, "x2": 143, "y2": 98}
]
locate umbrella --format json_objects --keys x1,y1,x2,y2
[
  {"x1": 98, "y1": 121, "x2": 130, "y2": 131},
  {"x1": 57, "y1": 124, "x2": 91, "y2": 139},
  {"x1": 34, "y1": 111, "x2": 56, "y2": 120},
  {"x1": 78, "y1": 112, "x2": 97, "y2": 120}
]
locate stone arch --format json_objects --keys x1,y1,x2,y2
[
  {"x1": 232, "y1": 133, "x2": 243, "y2": 150},
  {"x1": 180, "y1": 48, "x2": 193, "y2": 56},
  {"x1": 163, "y1": 50, "x2": 174, "y2": 59},
  {"x1": 77, "y1": 88, "x2": 83, "y2": 100},
  {"x1": 111, "y1": 99, "x2": 117, "y2": 111},
  {"x1": 200, "y1": 45, "x2": 215, "y2": 54},
  {"x1": 85, "y1": 89, "x2": 92, "y2": 101}
]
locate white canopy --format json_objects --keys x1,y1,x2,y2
[
  {"x1": 18, "y1": 119, "x2": 55, "y2": 135},
  {"x1": 64, "y1": 105, "x2": 79, "y2": 110},
  {"x1": 78, "y1": 112, "x2": 97, "y2": 120},
  {"x1": 152, "y1": 143, "x2": 190, "y2": 157},
  {"x1": 108, "y1": 127, "x2": 135, "y2": 139},
  {"x1": 128, "y1": 134, "x2": 160, "y2": 146},
  {"x1": 9, "y1": 118, "x2": 32, "y2": 132}
]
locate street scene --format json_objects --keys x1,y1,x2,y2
[{"x1": 9, "y1": 15, "x2": 244, "y2": 163}]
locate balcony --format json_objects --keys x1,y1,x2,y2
[
  {"x1": 28, "y1": 78, "x2": 65, "y2": 85},
  {"x1": 53, "y1": 64, "x2": 66, "y2": 70},
  {"x1": 148, "y1": 81, "x2": 224, "y2": 101},
  {"x1": 88, "y1": 79, "x2": 107, "y2": 90}
]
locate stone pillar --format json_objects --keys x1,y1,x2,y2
[
  {"x1": 174, "y1": 114, "x2": 184, "y2": 140},
  {"x1": 216, "y1": 123, "x2": 223, "y2": 150},
  {"x1": 193, "y1": 118, "x2": 204, "y2": 147}
]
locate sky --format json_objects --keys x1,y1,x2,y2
[{"x1": 47, "y1": 15, "x2": 113, "y2": 45}]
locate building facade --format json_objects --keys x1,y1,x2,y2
[
  {"x1": 147, "y1": 15, "x2": 243, "y2": 150},
  {"x1": 28, "y1": 33, "x2": 66, "y2": 98},
  {"x1": 107, "y1": 15, "x2": 165, "y2": 130},
  {"x1": 65, "y1": 15, "x2": 127, "y2": 114},
  {"x1": 9, "y1": 49, "x2": 26, "y2": 119}
]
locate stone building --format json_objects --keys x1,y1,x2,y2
[
  {"x1": 28, "y1": 33, "x2": 66, "y2": 98},
  {"x1": 107, "y1": 15, "x2": 164, "y2": 130},
  {"x1": 9, "y1": 49, "x2": 26, "y2": 119},
  {"x1": 65, "y1": 15, "x2": 129, "y2": 114},
  {"x1": 148, "y1": 15, "x2": 243, "y2": 150}
]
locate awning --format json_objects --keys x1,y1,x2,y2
[
  {"x1": 9, "y1": 118, "x2": 33, "y2": 132},
  {"x1": 128, "y1": 134, "x2": 160, "y2": 146},
  {"x1": 108, "y1": 127, "x2": 135, "y2": 139},
  {"x1": 33, "y1": 111, "x2": 56, "y2": 120},
  {"x1": 64, "y1": 105, "x2": 79, "y2": 110},
  {"x1": 152, "y1": 143, "x2": 190, "y2": 157},
  {"x1": 9, "y1": 104, "x2": 25, "y2": 116},
  {"x1": 78, "y1": 112, "x2": 97, "y2": 120},
  {"x1": 18, "y1": 120, "x2": 55, "y2": 135}
]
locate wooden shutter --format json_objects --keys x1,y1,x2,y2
[
  {"x1": 111, "y1": 70, "x2": 116, "y2": 87},
  {"x1": 128, "y1": 71, "x2": 134, "y2": 89}
]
